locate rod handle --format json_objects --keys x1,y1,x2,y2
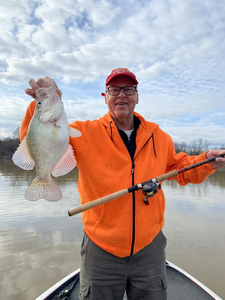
[
  {"x1": 156, "y1": 170, "x2": 178, "y2": 182},
  {"x1": 68, "y1": 188, "x2": 129, "y2": 216}
]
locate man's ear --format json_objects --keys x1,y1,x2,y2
[
  {"x1": 101, "y1": 92, "x2": 107, "y2": 104},
  {"x1": 136, "y1": 93, "x2": 139, "y2": 104}
]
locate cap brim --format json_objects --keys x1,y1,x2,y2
[{"x1": 106, "y1": 73, "x2": 138, "y2": 85}]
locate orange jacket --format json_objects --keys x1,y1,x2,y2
[{"x1": 20, "y1": 101, "x2": 214, "y2": 257}]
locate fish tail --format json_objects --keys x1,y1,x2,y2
[{"x1": 25, "y1": 177, "x2": 62, "y2": 202}]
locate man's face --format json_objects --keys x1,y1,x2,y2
[{"x1": 105, "y1": 76, "x2": 138, "y2": 121}]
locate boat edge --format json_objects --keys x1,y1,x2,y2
[
  {"x1": 35, "y1": 268, "x2": 80, "y2": 300},
  {"x1": 166, "y1": 261, "x2": 223, "y2": 300},
  {"x1": 36, "y1": 261, "x2": 223, "y2": 300}
]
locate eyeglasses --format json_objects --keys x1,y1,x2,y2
[{"x1": 106, "y1": 86, "x2": 137, "y2": 96}]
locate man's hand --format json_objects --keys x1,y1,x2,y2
[
  {"x1": 24, "y1": 77, "x2": 62, "y2": 99},
  {"x1": 206, "y1": 150, "x2": 225, "y2": 169}
]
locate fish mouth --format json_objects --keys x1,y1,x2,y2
[
  {"x1": 39, "y1": 111, "x2": 63, "y2": 124},
  {"x1": 48, "y1": 117, "x2": 60, "y2": 123},
  {"x1": 48, "y1": 112, "x2": 63, "y2": 123},
  {"x1": 36, "y1": 86, "x2": 64, "y2": 124}
]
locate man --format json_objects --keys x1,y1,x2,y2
[{"x1": 21, "y1": 68, "x2": 225, "y2": 300}]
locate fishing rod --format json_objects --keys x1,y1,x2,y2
[{"x1": 68, "y1": 154, "x2": 225, "y2": 217}]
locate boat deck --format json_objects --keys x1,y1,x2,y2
[
  {"x1": 166, "y1": 267, "x2": 215, "y2": 300},
  {"x1": 46, "y1": 266, "x2": 217, "y2": 300}
]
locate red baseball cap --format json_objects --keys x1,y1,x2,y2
[{"x1": 105, "y1": 68, "x2": 138, "y2": 85}]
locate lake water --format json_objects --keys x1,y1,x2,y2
[{"x1": 0, "y1": 160, "x2": 225, "y2": 300}]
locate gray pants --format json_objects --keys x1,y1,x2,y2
[{"x1": 79, "y1": 231, "x2": 167, "y2": 300}]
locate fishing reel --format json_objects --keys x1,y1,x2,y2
[{"x1": 142, "y1": 181, "x2": 161, "y2": 205}]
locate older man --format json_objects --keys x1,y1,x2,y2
[{"x1": 21, "y1": 68, "x2": 225, "y2": 300}]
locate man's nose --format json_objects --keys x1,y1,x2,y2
[{"x1": 118, "y1": 88, "x2": 126, "y2": 97}]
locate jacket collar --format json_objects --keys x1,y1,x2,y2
[{"x1": 101, "y1": 111, "x2": 159, "y2": 135}]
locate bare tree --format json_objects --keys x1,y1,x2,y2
[
  {"x1": 174, "y1": 142, "x2": 188, "y2": 154},
  {"x1": 12, "y1": 126, "x2": 20, "y2": 139},
  {"x1": 189, "y1": 139, "x2": 210, "y2": 155},
  {"x1": 0, "y1": 127, "x2": 20, "y2": 159}
]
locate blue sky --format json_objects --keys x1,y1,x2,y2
[{"x1": 0, "y1": 0, "x2": 225, "y2": 148}]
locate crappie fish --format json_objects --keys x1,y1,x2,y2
[{"x1": 12, "y1": 86, "x2": 81, "y2": 201}]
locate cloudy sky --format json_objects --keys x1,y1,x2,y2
[{"x1": 0, "y1": 0, "x2": 225, "y2": 148}]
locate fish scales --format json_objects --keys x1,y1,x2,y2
[{"x1": 12, "y1": 86, "x2": 81, "y2": 201}]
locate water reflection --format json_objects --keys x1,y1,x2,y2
[
  {"x1": 0, "y1": 160, "x2": 83, "y2": 299},
  {"x1": 0, "y1": 229, "x2": 82, "y2": 300},
  {"x1": 0, "y1": 159, "x2": 79, "y2": 187},
  {"x1": 0, "y1": 160, "x2": 225, "y2": 299},
  {"x1": 162, "y1": 170, "x2": 225, "y2": 217}
]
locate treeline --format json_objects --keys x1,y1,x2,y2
[
  {"x1": 0, "y1": 127, "x2": 20, "y2": 159},
  {"x1": 174, "y1": 139, "x2": 225, "y2": 155}
]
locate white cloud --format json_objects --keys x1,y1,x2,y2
[
  {"x1": 77, "y1": 0, "x2": 121, "y2": 27},
  {"x1": 64, "y1": 98, "x2": 106, "y2": 122},
  {"x1": 0, "y1": 0, "x2": 224, "y2": 147},
  {"x1": 137, "y1": 62, "x2": 170, "y2": 81},
  {"x1": 0, "y1": 0, "x2": 32, "y2": 31},
  {"x1": 164, "y1": 124, "x2": 225, "y2": 148},
  {"x1": 0, "y1": 93, "x2": 30, "y2": 138}
]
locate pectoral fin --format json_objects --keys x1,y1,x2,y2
[
  {"x1": 69, "y1": 127, "x2": 82, "y2": 138},
  {"x1": 52, "y1": 144, "x2": 77, "y2": 177},
  {"x1": 12, "y1": 137, "x2": 35, "y2": 170}
]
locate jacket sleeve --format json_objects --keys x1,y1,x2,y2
[
  {"x1": 165, "y1": 134, "x2": 215, "y2": 185},
  {"x1": 20, "y1": 100, "x2": 36, "y2": 141}
]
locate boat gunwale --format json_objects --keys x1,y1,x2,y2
[
  {"x1": 35, "y1": 268, "x2": 80, "y2": 300},
  {"x1": 166, "y1": 261, "x2": 222, "y2": 300}
]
